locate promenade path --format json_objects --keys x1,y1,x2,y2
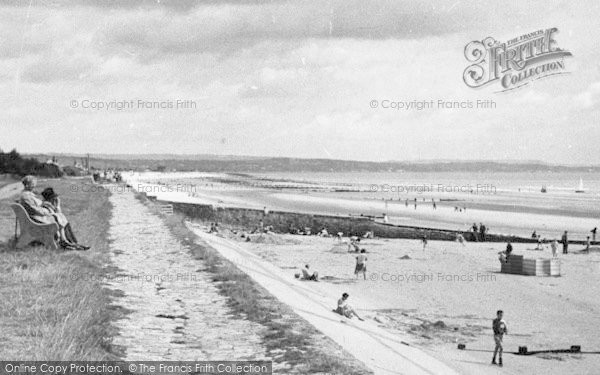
[{"x1": 106, "y1": 189, "x2": 268, "y2": 360}]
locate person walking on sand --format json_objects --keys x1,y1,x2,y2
[
  {"x1": 335, "y1": 293, "x2": 364, "y2": 321},
  {"x1": 492, "y1": 310, "x2": 508, "y2": 367},
  {"x1": 585, "y1": 236, "x2": 591, "y2": 252},
  {"x1": 472, "y1": 223, "x2": 479, "y2": 242},
  {"x1": 591, "y1": 227, "x2": 597, "y2": 242},
  {"x1": 551, "y1": 239, "x2": 558, "y2": 257},
  {"x1": 561, "y1": 231, "x2": 569, "y2": 254},
  {"x1": 421, "y1": 234, "x2": 428, "y2": 251},
  {"x1": 355, "y1": 249, "x2": 367, "y2": 280}
]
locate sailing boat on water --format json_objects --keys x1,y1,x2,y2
[{"x1": 575, "y1": 178, "x2": 585, "y2": 193}]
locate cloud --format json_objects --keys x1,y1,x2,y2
[{"x1": 576, "y1": 82, "x2": 600, "y2": 109}]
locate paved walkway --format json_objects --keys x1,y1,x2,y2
[{"x1": 107, "y1": 190, "x2": 267, "y2": 360}]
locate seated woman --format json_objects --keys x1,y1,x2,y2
[
  {"x1": 335, "y1": 293, "x2": 364, "y2": 321},
  {"x1": 301, "y1": 264, "x2": 319, "y2": 281},
  {"x1": 19, "y1": 176, "x2": 88, "y2": 250},
  {"x1": 498, "y1": 242, "x2": 513, "y2": 263},
  {"x1": 40, "y1": 187, "x2": 89, "y2": 250}
]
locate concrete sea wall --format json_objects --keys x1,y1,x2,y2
[{"x1": 162, "y1": 199, "x2": 538, "y2": 243}]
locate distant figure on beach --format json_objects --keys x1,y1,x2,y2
[
  {"x1": 335, "y1": 293, "x2": 364, "y2": 321},
  {"x1": 414, "y1": 198, "x2": 417, "y2": 210},
  {"x1": 561, "y1": 231, "x2": 569, "y2": 254},
  {"x1": 472, "y1": 223, "x2": 479, "y2": 242},
  {"x1": 551, "y1": 239, "x2": 558, "y2": 257},
  {"x1": 479, "y1": 223, "x2": 487, "y2": 241},
  {"x1": 531, "y1": 230, "x2": 537, "y2": 239},
  {"x1": 499, "y1": 243, "x2": 512, "y2": 263},
  {"x1": 348, "y1": 237, "x2": 360, "y2": 252},
  {"x1": 209, "y1": 222, "x2": 219, "y2": 233},
  {"x1": 455, "y1": 233, "x2": 466, "y2": 246},
  {"x1": 535, "y1": 234, "x2": 543, "y2": 250},
  {"x1": 336, "y1": 232, "x2": 343, "y2": 241},
  {"x1": 301, "y1": 265, "x2": 319, "y2": 281},
  {"x1": 382, "y1": 213, "x2": 388, "y2": 223},
  {"x1": 421, "y1": 235, "x2": 428, "y2": 251},
  {"x1": 263, "y1": 206, "x2": 269, "y2": 215},
  {"x1": 591, "y1": 227, "x2": 597, "y2": 242},
  {"x1": 492, "y1": 310, "x2": 507, "y2": 367},
  {"x1": 432, "y1": 200, "x2": 437, "y2": 210},
  {"x1": 585, "y1": 236, "x2": 591, "y2": 252},
  {"x1": 454, "y1": 206, "x2": 458, "y2": 212},
  {"x1": 318, "y1": 227, "x2": 329, "y2": 237},
  {"x1": 405, "y1": 199, "x2": 408, "y2": 207},
  {"x1": 463, "y1": 206, "x2": 467, "y2": 212},
  {"x1": 355, "y1": 250, "x2": 367, "y2": 279}
]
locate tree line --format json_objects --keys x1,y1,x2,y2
[{"x1": 0, "y1": 149, "x2": 63, "y2": 177}]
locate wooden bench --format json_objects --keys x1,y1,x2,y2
[{"x1": 10, "y1": 203, "x2": 59, "y2": 250}]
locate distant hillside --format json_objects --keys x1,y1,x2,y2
[{"x1": 24, "y1": 153, "x2": 600, "y2": 173}]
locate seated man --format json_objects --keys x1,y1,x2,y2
[
  {"x1": 498, "y1": 242, "x2": 513, "y2": 263},
  {"x1": 301, "y1": 264, "x2": 319, "y2": 281},
  {"x1": 335, "y1": 293, "x2": 364, "y2": 321}
]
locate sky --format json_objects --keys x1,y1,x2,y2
[{"x1": 1, "y1": 0, "x2": 600, "y2": 164}]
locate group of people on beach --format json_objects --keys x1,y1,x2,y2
[
  {"x1": 19, "y1": 175, "x2": 89, "y2": 251},
  {"x1": 530, "y1": 229, "x2": 596, "y2": 255},
  {"x1": 471, "y1": 223, "x2": 488, "y2": 241}
]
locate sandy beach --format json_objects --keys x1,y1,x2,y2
[
  {"x1": 126, "y1": 171, "x2": 600, "y2": 374},
  {"x1": 194, "y1": 227, "x2": 600, "y2": 375}
]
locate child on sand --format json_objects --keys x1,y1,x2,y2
[
  {"x1": 585, "y1": 236, "x2": 591, "y2": 252},
  {"x1": 551, "y1": 239, "x2": 558, "y2": 257},
  {"x1": 335, "y1": 293, "x2": 364, "y2": 321},
  {"x1": 348, "y1": 237, "x2": 360, "y2": 252},
  {"x1": 492, "y1": 310, "x2": 508, "y2": 367},
  {"x1": 355, "y1": 250, "x2": 367, "y2": 280}
]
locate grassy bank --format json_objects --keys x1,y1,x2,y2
[
  {"x1": 136, "y1": 195, "x2": 371, "y2": 374},
  {"x1": 0, "y1": 178, "x2": 121, "y2": 360}
]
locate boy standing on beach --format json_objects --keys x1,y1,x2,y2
[
  {"x1": 562, "y1": 231, "x2": 569, "y2": 254},
  {"x1": 355, "y1": 250, "x2": 367, "y2": 280},
  {"x1": 492, "y1": 310, "x2": 507, "y2": 367}
]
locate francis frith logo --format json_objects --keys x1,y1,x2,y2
[{"x1": 463, "y1": 28, "x2": 572, "y2": 91}]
